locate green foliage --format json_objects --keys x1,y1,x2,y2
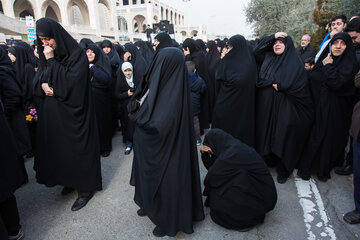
[
  {"x1": 246, "y1": 0, "x2": 360, "y2": 49},
  {"x1": 245, "y1": 0, "x2": 316, "y2": 45}
]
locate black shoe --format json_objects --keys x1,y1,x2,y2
[
  {"x1": 137, "y1": 208, "x2": 146, "y2": 217},
  {"x1": 335, "y1": 165, "x2": 353, "y2": 175},
  {"x1": 124, "y1": 147, "x2": 132, "y2": 155},
  {"x1": 61, "y1": 187, "x2": 75, "y2": 196},
  {"x1": 152, "y1": 226, "x2": 165, "y2": 237},
  {"x1": 71, "y1": 193, "x2": 93, "y2": 211},
  {"x1": 344, "y1": 210, "x2": 360, "y2": 224},
  {"x1": 101, "y1": 151, "x2": 110, "y2": 157},
  {"x1": 277, "y1": 175, "x2": 288, "y2": 184}
]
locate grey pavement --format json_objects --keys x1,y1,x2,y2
[{"x1": 15, "y1": 132, "x2": 360, "y2": 240}]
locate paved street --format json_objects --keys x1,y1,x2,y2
[{"x1": 15, "y1": 132, "x2": 360, "y2": 240}]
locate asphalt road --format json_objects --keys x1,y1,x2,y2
[{"x1": 15, "y1": 132, "x2": 360, "y2": 240}]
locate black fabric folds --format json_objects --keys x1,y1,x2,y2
[
  {"x1": 87, "y1": 43, "x2": 113, "y2": 153},
  {"x1": 133, "y1": 47, "x2": 204, "y2": 237},
  {"x1": 134, "y1": 40, "x2": 154, "y2": 64},
  {"x1": 155, "y1": 32, "x2": 172, "y2": 52},
  {"x1": 0, "y1": 104, "x2": 25, "y2": 203},
  {"x1": 212, "y1": 35, "x2": 257, "y2": 147},
  {"x1": 33, "y1": 18, "x2": 102, "y2": 192},
  {"x1": 202, "y1": 129, "x2": 277, "y2": 230},
  {"x1": 183, "y1": 38, "x2": 210, "y2": 129},
  {"x1": 205, "y1": 40, "x2": 220, "y2": 117},
  {"x1": 298, "y1": 32, "x2": 359, "y2": 180},
  {"x1": 253, "y1": 34, "x2": 313, "y2": 174}
]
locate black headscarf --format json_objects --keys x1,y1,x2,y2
[
  {"x1": 100, "y1": 39, "x2": 120, "y2": 73},
  {"x1": 8, "y1": 46, "x2": 35, "y2": 100},
  {"x1": 113, "y1": 44, "x2": 125, "y2": 64},
  {"x1": 196, "y1": 39, "x2": 206, "y2": 53},
  {"x1": 36, "y1": 18, "x2": 79, "y2": 69},
  {"x1": 154, "y1": 32, "x2": 172, "y2": 51},
  {"x1": 217, "y1": 40, "x2": 226, "y2": 53},
  {"x1": 134, "y1": 40, "x2": 154, "y2": 64},
  {"x1": 86, "y1": 43, "x2": 112, "y2": 79},
  {"x1": 15, "y1": 41, "x2": 37, "y2": 67},
  {"x1": 183, "y1": 38, "x2": 201, "y2": 54},
  {"x1": 79, "y1": 38, "x2": 94, "y2": 50}
]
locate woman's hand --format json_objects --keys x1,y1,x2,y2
[
  {"x1": 42, "y1": 83, "x2": 54, "y2": 96},
  {"x1": 275, "y1": 32, "x2": 288, "y2": 39},
  {"x1": 322, "y1": 53, "x2": 333, "y2": 66}
]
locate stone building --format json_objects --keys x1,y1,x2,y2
[{"x1": 0, "y1": 0, "x2": 206, "y2": 42}]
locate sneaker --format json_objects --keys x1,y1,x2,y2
[
  {"x1": 196, "y1": 140, "x2": 201, "y2": 146},
  {"x1": 8, "y1": 229, "x2": 25, "y2": 240},
  {"x1": 125, "y1": 147, "x2": 132, "y2": 155}
]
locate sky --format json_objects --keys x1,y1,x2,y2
[{"x1": 161, "y1": 0, "x2": 253, "y2": 37}]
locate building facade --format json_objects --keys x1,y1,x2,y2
[{"x1": 0, "y1": 0, "x2": 206, "y2": 42}]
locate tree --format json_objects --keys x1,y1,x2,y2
[{"x1": 246, "y1": 0, "x2": 316, "y2": 45}]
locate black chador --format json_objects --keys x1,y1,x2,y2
[
  {"x1": 202, "y1": 129, "x2": 277, "y2": 231},
  {"x1": 0, "y1": 47, "x2": 29, "y2": 183},
  {"x1": 33, "y1": 18, "x2": 102, "y2": 194},
  {"x1": 205, "y1": 40, "x2": 220, "y2": 119},
  {"x1": 133, "y1": 48, "x2": 204, "y2": 237},
  {"x1": 87, "y1": 43, "x2": 113, "y2": 156},
  {"x1": 212, "y1": 35, "x2": 257, "y2": 147},
  {"x1": 134, "y1": 40, "x2": 154, "y2": 65},
  {"x1": 183, "y1": 38, "x2": 210, "y2": 130},
  {"x1": 298, "y1": 32, "x2": 359, "y2": 181},
  {"x1": 253, "y1": 35, "x2": 313, "y2": 182}
]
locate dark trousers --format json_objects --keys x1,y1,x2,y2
[
  {"x1": 353, "y1": 140, "x2": 360, "y2": 213},
  {"x1": 0, "y1": 194, "x2": 21, "y2": 236},
  {"x1": 193, "y1": 115, "x2": 200, "y2": 141}
]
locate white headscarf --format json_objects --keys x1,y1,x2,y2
[{"x1": 121, "y1": 61, "x2": 134, "y2": 88}]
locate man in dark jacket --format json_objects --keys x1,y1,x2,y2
[
  {"x1": 297, "y1": 34, "x2": 317, "y2": 61},
  {"x1": 186, "y1": 61, "x2": 206, "y2": 145},
  {"x1": 343, "y1": 17, "x2": 360, "y2": 224}
]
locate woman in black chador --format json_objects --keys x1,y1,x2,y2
[
  {"x1": 132, "y1": 47, "x2": 204, "y2": 237},
  {"x1": 8, "y1": 45, "x2": 36, "y2": 157},
  {"x1": 298, "y1": 32, "x2": 359, "y2": 181},
  {"x1": 86, "y1": 43, "x2": 113, "y2": 157},
  {"x1": 201, "y1": 129, "x2": 277, "y2": 231},
  {"x1": 253, "y1": 32, "x2": 313, "y2": 184},
  {"x1": 205, "y1": 40, "x2": 220, "y2": 118},
  {"x1": 212, "y1": 35, "x2": 257, "y2": 147},
  {"x1": 183, "y1": 38, "x2": 210, "y2": 131},
  {"x1": 33, "y1": 18, "x2": 102, "y2": 211}
]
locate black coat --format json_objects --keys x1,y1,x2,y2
[
  {"x1": 212, "y1": 35, "x2": 257, "y2": 147},
  {"x1": 298, "y1": 32, "x2": 359, "y2": 180},
  {"x1": 205, "y1": 40, "x2": 220, "y2": 119},
  {"x1": 133, "y1": 48, "x2": 204, "y2": 236},
  {"x1": 33, "y1": 18, "x2": 102, "y2": 192},
  {"x1": 202, "y1": 129, "x2": 277, "y2": 230},
  {"x1": 297, "y1": 44, "x2": 317, "y2": 61},
  {"x1": 254, "y1": 35, "x2": 313, "y2": 173},
  {"x1": 189, "y1": 73, "x2": 206, "y2": 116}
]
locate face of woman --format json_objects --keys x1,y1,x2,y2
[
  {"x1": 7, "y1": 52, "x2": 16, "y2": 62},
  {"x1": 123, "y1": 68, "x2": 132, "y2": 78},
  {"x1": 86, "y1": 49, "x2": 95, "y2": 63},
  {"x1": 273, "y1": 40, "x2": 285, "y2": 55},
  {"x1": 331, "y1": 39, "x2": 347, "y2": 57}
]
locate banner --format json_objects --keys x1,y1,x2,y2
[{"x1": 26, "y1": 16, "x2": 36, "y2": 43}]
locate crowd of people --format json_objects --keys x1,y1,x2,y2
[{"x1": 1, "y1": 12, "x2": 360, "y2": 239}]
